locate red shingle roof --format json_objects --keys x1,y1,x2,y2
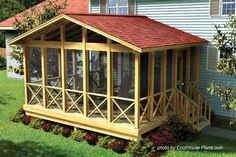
[
  {"x1": 66, "y1": 14, "x2": 208, "y2": 49},
  {"x1": 0, "y1": 0, "x2": 88, "y2": 29}
]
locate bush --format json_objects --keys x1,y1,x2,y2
[
  {"x1": 126, "y1": 139, "x2": 153, "y2": 157},
  {"x1": 29, "y1": 118, "x2": 44, "y2": 129},
  {"x1": 70, "y1": 130, "x2": 87, "y2": 142},
  {"x1": 0, "y1": 56, "x2": 6, "y2": 70},
  {"x1": 52, "y1": 124, "x2": 63, "y2": 135},
  {"x1": 97, "y1": 136, "x2": 115, "y2": 149},
  {"x1": 42, "y1": 122, "x2": 54, "y2": 132},
  {"x1": 108, "y1": 139, "x2": 128, "y2": 153},
  {"x1": 84, "y1": 132, "x2": 99, "y2": 145},
  {"x1": 148, "y1": 129, "x2": 174, "y2": 147},
  {"x1": 161, "y1": 116, "x2": 198, "y2": 141},
  {"x1": 10, "y1": 108, "x2": 25, "y2": 122},
  {"x1": 21, "y1": 115, "x2": 31, "y2": 125},
  {"x1": 62, "y1": 127, "x2": 72, "y2": 138}
]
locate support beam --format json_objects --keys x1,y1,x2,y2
[
  {"x1": 160, "y1": 50, "x2": 167, "y2": 115},
  {"x1": 60, "y1": 25, "x2": 67, "y2": 112},
  {"x1": 186, "y1": 48, "x2": 191, "y2": 96},
  {"x1": 148, "y1": 52, "x2": 155, "y2": 120},
  {"x1": 172, "y1": 49, "x2": 178, "y2": 111},
  {"x1": 23, "y1": 46, "x2": 30, "y2": 105},
  {"x1": 179, "y1": 51, "x2": 184, "y2": 91},
  {"x1": 194, "y1": 46, "x2": 200, "y2": 89},
  {"x1": 134, "y1": 52, "x2": 140, "y2": 129},
  {"x1": 82, "y1": 27, "x2": 89, "y2": 116},
  {"x1": 107, "y1": 39, "x2": 113, "y2": 122},
  {"x1": 41, "y1": 34, "x2": 47, "y2": 108},
  {"x1": 72, "y1": 51, "x2": 78, "y2": 90}
]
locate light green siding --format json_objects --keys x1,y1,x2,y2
[{"x1": 89, "y1": 0, "x2": 236, "y2": 117}]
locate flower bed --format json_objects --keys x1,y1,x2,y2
[{"x1": 11, "y1": 108, "x2": 199, "y2": 156}]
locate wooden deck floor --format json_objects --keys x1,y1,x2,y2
[{"x1": 23, "y1": 104, "x2": 167, "y2": 140}]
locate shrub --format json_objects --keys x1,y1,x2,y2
[
  {"x1": 97, "y1": 136, "x2": 115, "y2": 149},
  {"x1": 148, "y1": 129, "x2": 174, "y2": 147},
  {"x1": 62, "y1": 127, "x2": 72, "y2": 138},
  {"x1": 126, "y1": 139, "x2": 154, "y2": 157},
  {"x1": 21, "y1": 115, "x2": 31, "y2": 125},
  {"x1": 161, "y1": 116, "x2": 198, "y2": 141},
  {"x1": 108, "y1": 139, "x2": 128, "y2": 153},
  {"x1": 70, "y1": 130, "x2": 87, "y2": 142},
  {"x1": 42, "y1": 122, "x2": 54, "y2": 132},
  {"x1": 0, "y1": 56, "x2": 6, "y2": 70},
  {"x1": 29, "y1": 118, "x2": 44, "y2": 129},
  {"x1": 84, "y1": 132, "x2": 99, "y2": 145},
  {"x1": 52, "y1": 124, "x2": 63, "y2": 135},
  {"x1": 10, "y1": 108, "x2": 25, "y2": 122}
]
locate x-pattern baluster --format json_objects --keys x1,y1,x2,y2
[
  {"x1": 165, "y1": 91, "x2": 174, "y2": 112},
  {"x1": 66, "y1": 91, "x2": 83, "y2": 114},
  {"x1": 46, "y1": 88, "x2": 62, "y2": 110},
  {"x1": 153, "y1": 94, "x2": 163, "y2": 116},
  {"x1": 87, "y1": 95, "x2": 107, "y2": 119},
  {"x1": 140, "y1": 98, "x2": 151, "y2": 122},
  {"x1": 28, "y1": 85, "x2": 43, "y2": 106},
  {"x1": 112, "y1": 99, "x2": 134, "y2": 125}
]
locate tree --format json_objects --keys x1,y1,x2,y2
[{"x1": 208, "y1": 14, "x2": 236, "y2": 115}]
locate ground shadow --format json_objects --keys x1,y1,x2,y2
[
  {"x1": 0, "y1": 94, "x2": 16, "y2": 105},
  {"x1": 0, "y1": 140, "x2": 66, "y2": 157}
]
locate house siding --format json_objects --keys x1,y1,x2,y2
[
  {"x1": 5, "y1": 31, "x2": 23, "y2": 79},
  {"x1": 90, "y1": 0, "x2": 236, "y2": 117},
  {"x1": 90, "y1": 0, "x2": 100, "y2": 13}
]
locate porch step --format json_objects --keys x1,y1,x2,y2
[{"x1": 197, "y1": 121, "x2": 210, "y2": 131}]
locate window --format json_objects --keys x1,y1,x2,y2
[
  {"x1": 108, "y1": 0, "x2": 128, "y2": 15},
  {"x1": 222, "y1": 0, "x2": 236, "y2": 15}
]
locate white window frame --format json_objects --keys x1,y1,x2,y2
[
  {"x1": 221, "y1": 0, "x2": 236, "y2": 15},
  {"x1": 107, "y1": 0, "x2": 129, "y2": 15}
]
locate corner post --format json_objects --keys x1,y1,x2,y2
[
  {"x1": 60, "y1": 25, "x2": 67, "y2": 112},
  {"x1": 160, "y1": 50, "x2": 167, "y2": 116},
  {"x1": 148, "y1": 51, "x2": 155, "y2": 120},
  {"x1": 172, "y1": 49, "x2": 178, "y2": 111},
  {"x1": 185, "y1": 47, "x2": 191, "y2": 96},
  {"x1": 41, "y1": 34, "x2": 47, "y2": 108},
  {"x1": 107, "y1": 39, "x2": 113, "y2": 122},
  {"x1": 23, "y1": 46, "x2": 29, "y2": 105},
  {"x1": 134, "y1": 52, "x2": 140, "y2": 129},
  {"x1": 194, "y1": 46, "x2": 200, "y2": 89},
  {"x1": 82, "y1": 27, "x2": 89, "y2": 116}
]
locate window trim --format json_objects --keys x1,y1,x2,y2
[
  {"x1": 221, "y1": 0, "x2": 236, "y2": 15},
  {"x1": 107, "y1": 0, "x2": 129, "y2": 15},
  {"x1": 206, "y1": 45, "x2": 221, "y2": 72}
]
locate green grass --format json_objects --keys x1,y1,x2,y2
[{"x1": 1, "y1": 70, "x2": 236, "y2": 157}]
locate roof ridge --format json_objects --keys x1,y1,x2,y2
[{"x1": 64, "y1": 13, "x2": 147, "y2": 18}]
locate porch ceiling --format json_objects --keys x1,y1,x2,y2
[{"x1": 9, "y1": 13, "x2": 208, "y2": 52}]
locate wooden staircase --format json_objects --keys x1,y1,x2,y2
[{"x1": 172, "y1": 82, "x2": 211, "y2": 131}]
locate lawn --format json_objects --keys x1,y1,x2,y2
[{"x1": 1, "y1": 70, "x2": 236, "y2": 157}]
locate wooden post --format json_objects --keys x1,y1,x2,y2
[
  {"x1": 160, "y1": 50, "x2": 167, "y2": 116},
  {"x1": 186, "y1": 48, "x2": 191, "y2": 96},
  {"x1": 82, "y1": 27, "x2": 89, "y2": 116},
  {"x1": 41, "y1": 34, "x2": 48, "y2": 108},
  {"x1": 179, "y1": 51, "x2": 184, "y2": 91},
  {"x1": 72, "y1": 51, "x2": 78, "y2": 90},
  {"x1": 60, "y1": 25, "x2": 67, "y2": 112},
  {"x1": 172, "y1": 49, "x2": 178, "y2": 111},
  {"x1": 107, "y1": 39, "x2": 113, "y2": 122},
  {"x1": 134, "y1": 52, "x2": 140, "y2": 129},
  {"x1": 23, "y1": 46, "x2": 30, "y2": 105},
  {"x1": 194, "y1": 46, "x2": 200, "y2": 89},
  {"x1": 148, "y1": 52, "x2": 155, "y2": 120}
]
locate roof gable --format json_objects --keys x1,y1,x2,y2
[{"x1": 9, "y1": 14, "x2": 208, "y2": 52}]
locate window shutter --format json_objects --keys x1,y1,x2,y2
[
  {"x1": 100, "y1": 0, "x2": 107, "y2": 14},
  {"x1": 207, "y1": 46, "x2": 218, "y2": 71},
  {"x1": 129, "y1": 0, "x2": 136, "y2": 15},
  {"x1": 210, "y1": 0, "x2": 220, "y2": 16}
]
